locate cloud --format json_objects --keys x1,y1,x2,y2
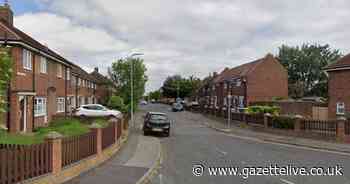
[{"x1": 16, "y1": 0, "x2": 350, "y2": 92}]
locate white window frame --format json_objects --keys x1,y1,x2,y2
[
  {"x1": 57, "y1": 97, "x2": 65, "y2": 113},
  {"x1": 57, "y1": 64, "x2": 63, "y2": 78},
  {"x1": 336, "y1": 102, "x2": 345, "y2": 115},
  {"x1": 238, "y1": 96, "x2": 244, "y2": 108},
  {"x1": 67, "y1": 68, "x2": 70, "y2": 80},
  {"x1": 40, "y1": 56, "x2": 47, "y2": 74},
  {"x1": 223, "y1": 97, "x2": 227, "y2": 106},
  {"x1": 224, "y1": 83, "x2": 227, "y2": 89},
  {"x1": 78, "y1": 78, "x2": 81, "y2": 86},
  {"x1": 214, "y1": 96, "x2": 218, "y2": 107},
  {"x1": 22, "y1": 49, "x2": 32, "y2": 70},
  {"x1": 34, "y1": 97, "x2": 47, "y2": 117}
]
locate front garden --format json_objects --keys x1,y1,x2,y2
[{"x1": 0, "y1": 117, "x2": 110, "y2": 145}]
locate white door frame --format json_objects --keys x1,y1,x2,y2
[{"x1": 19, "y1": 96, "x2": 27, "y2": 132}]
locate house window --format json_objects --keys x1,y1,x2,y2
[
  {"x1": 238, "y1": 96, "x2": 244, "y2": 108},
  {"x1": 224, "y1": 83, "x2": 228, "y2": 89},
  {"x1": 236, "y1": 80, "x2": 242, "y2": 87},
  {"x1": 40, "y1": 57, "x2": 47, "y2": 74},
  {"x1": 57, "y1": 98, "x2": 65, "y2": 113},
  {"x1": 223, "y1": 97, "x2": 227, "y2": 106},
  {"x1": 214, "y1": 96, "x2": 218, "y2": 107},
  {"x1": 77, "y1": 78, "x2": 81, "y2": 86},
  {"x1": 22, "y1": 49, "x2": 32, "y2": 70},
  {"x1": 34, "y1": 97, "x2": 47, "y2": 117},
  {"x1": 57, "y1": 64, "x2": 63, "y2": 78},
  {"x1": 336, "y1": 102, "x2": 345, "y2": 115},
  {"x1": 67, "y1": 68, "x2": 70, "y2": 80}
]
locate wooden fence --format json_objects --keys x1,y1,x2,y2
[
  {"x1": 301, "y1": 119, "x2": 337, "y2": 137},
  {"x1": 245, "y1": 114, "x2": 264, "y2": 126},
  {"x1": 0, "y1": 143, "x2": 52, "y2": 184},
  {"x1": 61, "y1": 131, "x2": 97, "y2": 168},
  {"x1": 102, "y1": 124, "x2": 115, "y2": 150}
]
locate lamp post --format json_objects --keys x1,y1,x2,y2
[
  {"x1": 227, "y1": 94, "x2": 232, "y2": 129},
  {"x1": 127, "y1": 52, "x2": 144, "y2": 129}
]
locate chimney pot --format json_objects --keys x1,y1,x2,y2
[
  {"x1": 0, "y1": 1, "x2": 13, "y2": 26},
  {"x1": 94, "y1": 67, "x2": 99, "y2": 72}
]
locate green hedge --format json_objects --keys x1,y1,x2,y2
[
  {"x1": 270, "y1": 116, "x2": 295, "y2": 129},
  {"x1": 246, "y1": 105, "x2": 280, "y2": 116}
]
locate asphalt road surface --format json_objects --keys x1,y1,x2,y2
[{"x1": 143, "y1": 103, "x2": 350, "y2": 184}]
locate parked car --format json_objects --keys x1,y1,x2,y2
[
  {"x1": 75, "y1": 104, "x2": 122, "y2": 118},
  {"x1": 140, "y1": 100, "x2": 148, "y2": 105},
  {"x1": 143, "y1": 112, "x2": 171, "y2": 137},
  {"x1": 172, "y1": 103, "x2": 184, "y2": 112},
  {"x1": 151, "y1": 99, "x2": 156, "y2": 103}
]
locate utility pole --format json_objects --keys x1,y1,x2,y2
[{"x1": 227, "y1": 94, "x2": 232, "y2": 129}]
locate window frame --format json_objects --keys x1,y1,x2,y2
[
  {"x1": 336, "y1": 102, "x2": 345, "y2": 115},
  {"x1": 57, "y1": 64, "x2": 63, "y2": 78},
  {"x1": 40, "y1": 56, "x2": 47, "y2": 74},
  {"x1": 34, "y1": 97, "x2": 47, "y2": 117},
  {"x1": 22, "y1": 49, "x2": 32, "y2": 70},
  {"x1": 57, "y1": 97, "x2": 65, "y2": 113},
  {"x1": 66, "y1": 68, "x2": 70, "y2": 80}
]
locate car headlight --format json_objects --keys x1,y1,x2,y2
[{"x1": 164, "y1": 125, "x2": 170, "y2": 129}]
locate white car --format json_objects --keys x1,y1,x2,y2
[
  {"x1": 75, "y1": 104, "x2": 122, "y2": 118},
  {"x1": 140, "y1": 100, "x2": 148, "y2": 105}
]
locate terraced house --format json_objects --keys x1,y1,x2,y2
[
  {"x1": 197, "y1": 54, "x2": 288, "y2": 113},
  {"x1": 0, "y1": 4, "x2": 110, "y2": 133}
]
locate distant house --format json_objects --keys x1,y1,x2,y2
[
  {"x1": 90, "y1": 67, "x2": 113, "y2": 105},
  {"x1": 325, "y1": 54, "x2": 350, "y2": 119},
  {"x1": 196, "y1": 54, "x2": 288, "y2": 112}
]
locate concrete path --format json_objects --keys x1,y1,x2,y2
[{"x1": 65, "y1": 113, "x2": 161, "y2": 184}]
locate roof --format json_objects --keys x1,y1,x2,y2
[
  {"x1": 71, "y1": 65, "x2": 97, "y2": 82},
  {"x1": 214, "y1": 54, "x2": 273, "y2": 83},
  {"x1": 90, "y1": 70, "x2": 111, "y2": 85},
  {"x1": 324, "y1": 53, "x2": 350, "y2": 71},
  {"x1": 0, "y1": 20, "x2": 73, "y2": 66}
]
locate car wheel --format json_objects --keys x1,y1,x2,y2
[
  {"x1": 109, "y1": 115, "x2": 116, "y2": 119},
  {"x1": 165, "y1": 132, "x2": 170, "y2": 137},
  {"x1": 144, "y1": 131, "x2": 148, "y2": 136},
  {"x1": 80, "y1": 115, "x2": 87, "y2": 119}
]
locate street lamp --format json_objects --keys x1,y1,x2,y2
[
  {"x1": 227, "y1": 94, "x2": 232, "y2": 129},
  {"x1": 127, "y1": 52, "x2": 144, "y2": 129}
]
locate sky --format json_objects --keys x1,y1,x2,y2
[{"x1": 10, "y1": 0, "x2": 350, "y2": 93}]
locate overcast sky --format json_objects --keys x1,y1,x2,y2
[{"x1": 12, "y1": 0, "x2": 350, "y2": 93}]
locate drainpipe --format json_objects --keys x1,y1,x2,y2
[
  {"x1": 64, "y1": 67, "x2": 67, "y2": 118},
  {"x1": 32, "y1": 53, "x2": 36, "y2": 131},
  {"x1": 243, "y1": 78, "x2": 248, "y2": 107}
]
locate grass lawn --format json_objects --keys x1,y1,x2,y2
[{"x1": 0, "y1": 118, "x2": 109, "y2": 145}]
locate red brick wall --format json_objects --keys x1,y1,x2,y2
[
  {"x1": 328, "y1": 70, "x2": 350, "y2": 119},
  {"x1": 246, "y1": 56, "x2": 288, "y2": 104}
]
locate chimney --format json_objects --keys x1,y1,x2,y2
[
  {"x1": 0, "y1": 1, "x2": 13, "y2": 26},
  {"x1": 94, "y1": 67, "x2": 99, "y2": 73},
  {"x1": 213, "y1": 72, "x2": 218, "y2": 77}
]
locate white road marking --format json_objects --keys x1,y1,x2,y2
[
  {"x1": 215, "y1": 147, "x2": 227, "y2": 156},
  {"x1": 159, "y1": 174, "x2": 163, "y2": 184},
  {"x1": 280, "y1": 178, "x2": 295, "y2": 184},
  {"x1": 219, "y1": 131, "x2": 350, "y2": 156}
]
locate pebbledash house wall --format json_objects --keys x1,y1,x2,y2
[{"x1": 328, "y1": 70, "x2": 350, "y2": 119}]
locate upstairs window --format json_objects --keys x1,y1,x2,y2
[
  {"x1": 66, "y1": 68, "x2": 70, "y2": 80},
  {"x1": 336, "y1": 102, "x2": 345, "y2": 115},
  {"x1": 77, "y1": 78, "x2": 81, "y2": 86},
  {"x1": 22, "y1": 49, "x2": 32, "y2": 70},
  {"x1": 57, "y1": 64, "x2": 63, "y2": 78},
  {"x1": 40, "y1": 56, "x2": 47, "y2": 74}
]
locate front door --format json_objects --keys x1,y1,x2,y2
[{"x1": 19, "y1": 96, "x2": 26, "y2": 132}]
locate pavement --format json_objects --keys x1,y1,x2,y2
[
  {"x1": 65, "y1": 111, "x2": 161, "y2": 184},
  {"x1": 144, "y1": 103, "x2": 350, "y2": 184},
  {"x1": 198, "y1": 112, "x2": 350, "y2": 154}
]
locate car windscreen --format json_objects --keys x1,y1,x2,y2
[{"x1": 150, "y1": 115, "x2": 168, "y2": 123}]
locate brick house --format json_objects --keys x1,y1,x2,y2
[
  {"x1": 325, "y1": 54, "x2": 350, "y2": 119},
  {"x1": 0, "y1": 4, "x2": 102, "y2": 133},
  {"x1": 90, "y1": 67, "x2": 112, "y2": 105},
  {"x1": 197, "y1": 54, "x2": 288, "y2": 113}
]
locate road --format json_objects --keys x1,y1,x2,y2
[{"x1": 143, "y1": 103, "x2": 350, "y2": 184}]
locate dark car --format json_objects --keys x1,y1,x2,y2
[
  {"x1": 172, "y1": 103, "x2": 184, "y2": 112},
  {"x1": 143, "y1": 112, "x2": 171, "y2": 137}
]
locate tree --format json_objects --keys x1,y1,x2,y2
[
  {"x1": 108, "y1": 58, "x2": 148, "y2": 113},
  {"x1": 277, "y1": 43, "x2": 342, "y2": 98},
  {"x1": 161, "y1": 75, "x2": 201, "y2": 99},
  {"x1": 0, "y1": 47, "x2": 12, "y2": 113},
  {"x1": 149, "y1": 90, "x2": 161, "y2": 101},
  {"x1": 107, "y1": 95, "x2": 127, "y2": 113}
]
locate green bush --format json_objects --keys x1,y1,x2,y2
[
  {"x1": 246, "y1": 105, "x2": 280, "y2": 116},
  {"x1": 271, "y1": 116, "x2": 295, "y2": 129},
  {"x1": 108, "y1": 95, "x2": 127, "y2": 113}
]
